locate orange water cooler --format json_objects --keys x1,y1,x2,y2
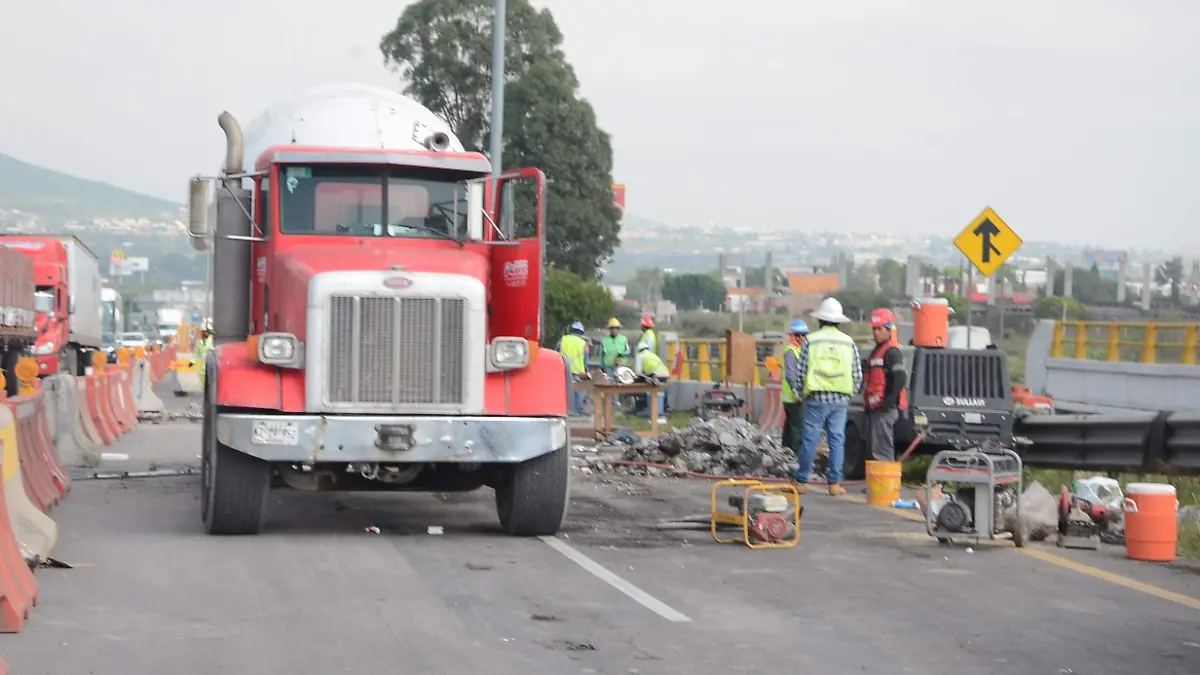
[
  {"x1": 911, "y1": 297, "x2": 953, "y2": 348},
  {"x1": 1123, "y1": 483, "x2": 1179, "y2": 562}
]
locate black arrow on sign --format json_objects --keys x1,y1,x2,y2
[{"x1": 973, "y1": 219, "x2": 1002, "y2": 263}]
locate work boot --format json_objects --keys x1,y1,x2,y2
[
  {"x1": 790, "y1": 479, "x2": 807, "y2": 495},
  {"x1": 827, "y1": 483, "x2": 847, "y2": 497}
]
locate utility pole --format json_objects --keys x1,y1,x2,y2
[{"x1": 488, "y1": 0, "x2": 507, "y2": 187}]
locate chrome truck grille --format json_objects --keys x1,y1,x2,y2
[{"x1": 326, "y1": 295, "x2": 466, "y2": 405}]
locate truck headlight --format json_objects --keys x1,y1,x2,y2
[
  {"x1": 256, "y1": 332, "x2": 304, "y2": 368},
  {"x1": 488, "y1": 337, "x2": 529, "y2": 371},
  {"x1": 33, "y1": 342, "x2": 56, "y2": 355}
]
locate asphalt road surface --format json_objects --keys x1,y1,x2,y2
[{"x1": 3, "y1": 400, "x2": 1199, "y2": 673}]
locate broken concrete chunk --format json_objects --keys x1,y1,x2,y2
[{"x1": 619, "y1": 417, "x2": 798, "y2": 479}]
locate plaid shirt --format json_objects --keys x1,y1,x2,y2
[{"x1": 795, "y1": 334, "x2": 864, "y2": 404}]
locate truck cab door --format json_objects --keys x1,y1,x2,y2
[{"x1": 487, "y1": 168, "x2": 546, "y2": 346}]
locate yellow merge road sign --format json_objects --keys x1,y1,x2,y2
[{"x1": 953, "y1": 207, "x2": 1022, "y2": 278}]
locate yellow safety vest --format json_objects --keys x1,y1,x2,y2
[
  {"x1": 638, "y1": 329, "x2": 658, "y2": 355},
  {"x1": 640, "y1": 351, "x2": 670, "y2": 378},
  {"x1": 780, "y1": 344, "x2": 802, "y2": 404},
  {"x1": 802, "y1": 326, "x2": 856, "y2": 396},
  {"x1": 559, "y1": 334, "x2": 587, "y2": 375}
]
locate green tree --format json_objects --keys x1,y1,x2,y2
[
  {"x1": 380, "y1": 0, "x2": 621, "y2": 279},
  {"x1": 542, "y1": 268, "x2": 614, "y2": 346},
  {"x1": 624, "y1": 267, "x2": 664, "y2": 304},
  {"x1": 662, "y1": 273, "x2": 727, "y2": 311},
  {"x1": 1049, "y1": 266, "x2": 1117, "y2": 304},
  {"x1": 1155, "y1": 256, "x2": 1184, "y2": 304},
  {"x1": 1033, "y1": 296, "x2": 1089, "y2": 320},
  {"x1": 876, "y1": 258, "x2": 905, "y2": 296},
  {"x1": 744, "y1": 265, "x2": 787, "y2": 290}
]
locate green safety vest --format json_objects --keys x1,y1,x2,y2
[
  {"x1": 780, "y1": 344, "x2": 802, "y2": 404},
  {"x1": 640, "y1": 351, "x2": 670, "y2": 378},
  {"x1": 638, "y1": 329, "x2": 658, "y2": 355},
  {"x1": 802, "y1": 326, "x2": 857, "y2": 396},
  {"x1": 559, "y1": 334, "x2": 587, "y2": 375},
  {"x1": 600, "y1": 334, "x2": 629, "y2": 369}
]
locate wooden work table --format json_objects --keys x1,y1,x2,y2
[{"x1": 579, "y1": 380, "x2": 665, "y2": 441}]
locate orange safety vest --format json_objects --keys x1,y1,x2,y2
[{"x1": 864, "y1": 339, "x2": 907, "y2": 411}]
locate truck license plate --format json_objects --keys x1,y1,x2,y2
[
  {"x1": 252, "y1": 420, "x2": 299, "y2": 446},
  {"x1": 963, "y1": 412, "x2": 983, "y2": 425}
]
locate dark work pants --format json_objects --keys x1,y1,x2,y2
[
  {"x1": 866, "y1": 408, "x2": 900, "y2": 461},
  {"x1": 782, "y1": 402, "x2": 805, "y2": 456}
]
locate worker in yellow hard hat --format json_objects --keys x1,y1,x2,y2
[{"x1": 600, "y1": 318, "x2": 629, "y2": 378}]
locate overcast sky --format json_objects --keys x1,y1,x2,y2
[{"x1": 2, "y1": 1, "x2": 1198, "y2": 248}]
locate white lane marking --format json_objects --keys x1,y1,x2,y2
[{"x1": 539, "y1": 535, "x2": 691, "y2": 623}]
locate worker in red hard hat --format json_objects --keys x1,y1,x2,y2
[
  {"x1": 864, "y1": 308, "x2": 908, "y2": 462},
  {"x1": 634, "y1": 316, "x2": 659, "y2": 418}
]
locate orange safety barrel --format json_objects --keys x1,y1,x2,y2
[{"x1": 911, "y1": 297, "x2": 951, "y2": 348}]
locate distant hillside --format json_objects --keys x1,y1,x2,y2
[{"x1": 0, "y1": 152, "x2": 179, "y2": 220}]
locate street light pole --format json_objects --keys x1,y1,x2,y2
[{"x1": 488, "y1": 0, "x2": 507, "y2": 185}]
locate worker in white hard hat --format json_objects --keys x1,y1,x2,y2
[{"x1": 793, "y1": 297, "x2": 863, "y2": 496}]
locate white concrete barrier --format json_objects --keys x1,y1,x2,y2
[
  {"x1": 42, "y1": 374, "x2": 101, "y2": 467},
  {"x1": 131, "y1": 360, "x2": 164, "y2": 414}
]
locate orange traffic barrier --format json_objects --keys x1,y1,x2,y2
[
  {"x1": 758, "y1": 382, "x2": 783, "y2": 434},
  {"x1": 119, "y1": 366, "x2": 140, "y2": 429},
  {"x1": 83, "y1": 376, "x2": 116, "y2": 446},
  {"x1": 32, "y1": 393, "x2": 71, "y2": 498},
  {"x1": 4, "y1": 396, "x2": 66, "y2": 512},
  {"x1": 0, "y1": 409, "x2": 41, "y2": 633},
  {"x1": 76, "y1": 376, "x2": 105, "y2": 447},
  {"x1": 1, "y1": 655, "x2": 9, "y2": 673},
  {"x1": 107, "y1": 367, "x2": 135, "y2": 433},
  {"x1": 98, "y1": 373, "x2": 124, "y2": 439}
]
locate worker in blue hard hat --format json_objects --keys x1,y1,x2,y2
[
  {"x1": 558, "y1": 321, "x2": 590, "y2": 416},
  {"x1": 780, "y1": 318, "x2": 809, "y2": 462}
]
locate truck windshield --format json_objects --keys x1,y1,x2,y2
[
  {"x1": 278, "y1": 165, "x2": 471, "y2": 240},
  {"x1": 33, "y1": 289, "x2": 54, "y2": 314}
]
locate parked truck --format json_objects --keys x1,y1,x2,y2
[
  {"x1": 156, "y1": 307, "x2": 184, "y2": 342},
  {"x1": 0, "y1": 236, "x2": 103, "y2": 376},
  {"x1": 101, "y1": 287, "x2": 124, "y2": 336},
  {"x1": 187, "y1": 83, "x2": 567, "y2": 536},
  {"x1": 0, "y1": 246, "x2": 37, "y2": 396}
]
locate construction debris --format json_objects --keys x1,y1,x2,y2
[{"x1": 614, "y1": 417, "x2": 798, "y2": 479}]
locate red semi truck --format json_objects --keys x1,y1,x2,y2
[
  {"x1": 188, "y1": 83, "x2": 568, "y2": 536},
  {"x1": 0, "y1": 235, "x2": 103, "y2": 377},
  {"x1": 0, "y1": 246, "x2": 37, "y2": 396}
]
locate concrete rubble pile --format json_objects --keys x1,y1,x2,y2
[{"x1": 616, "y1": 417, "x2": 799, "y2": 478}]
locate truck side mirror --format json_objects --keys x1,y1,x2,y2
[
  {"x1": 69, "y1": 297, "x2": 76, "y2": 315},
  {"x1": 187, "y1": 178, "x2": 212, "y2": 251}
]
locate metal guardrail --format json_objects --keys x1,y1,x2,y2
[
  {"x1": 1015, "y1": 412, "x2": 1200, "y2": 473},
  {"x1": 1051, "y1": 321, "x2": 1200, "y2": 365}
]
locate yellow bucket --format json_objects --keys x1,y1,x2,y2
[{"x1": 865, "y1": 460, "x2": 902, "y2": 505}]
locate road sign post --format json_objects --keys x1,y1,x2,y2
[{"x1": 953, "y1": 207, "x2": 1022, "y2": 349}]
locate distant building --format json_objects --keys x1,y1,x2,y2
[{"x1": 786, "y1": 273, "x2": 839, "y2": 297}]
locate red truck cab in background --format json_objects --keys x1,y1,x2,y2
[
  {"x1": 188, "y1": 84, "x2": 568, "y2": 538},
  {"x1": 0, "y1": 235, "x2": 103, "y2": 377}
]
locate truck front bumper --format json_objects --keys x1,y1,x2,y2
[{"x1": 215, "y1": 413, "x2": 569, "y2": 464}]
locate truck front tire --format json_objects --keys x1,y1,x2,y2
[
  {"x1": 201, "y1": 361, "x2": 271, "y2": 535},
  {"x1": 494, "y1": 443, "x2": 570, "y2": 536}
]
